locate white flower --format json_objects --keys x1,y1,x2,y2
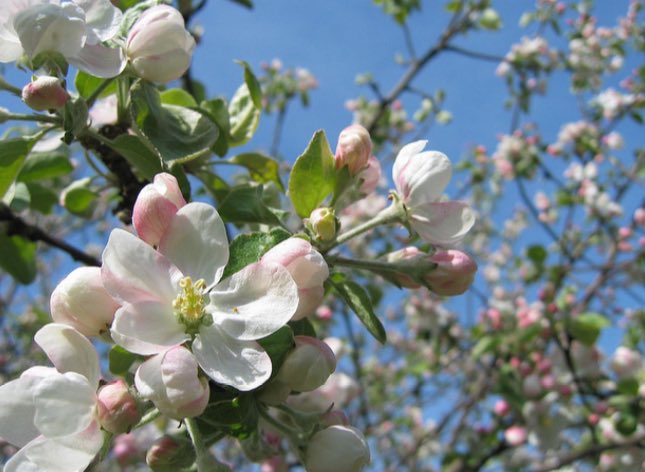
[
  {"x1": 126, "y1": 5, "x2": 195, "y2": 83},
  {"x1": 103, "y1": 201, "x2": 298, "y2": 391},
  {"x1": 0, "y1": 0, "x2": 126, "y2": 78},
  {"x1": 0, "y1": 324, "x2": 104, "y2": 472},
  {"x1": 305, "y1": 425, "x2": 370, "y2": 472},
  {"x1": 393, "y1": 140, "x2": 475, "y2": 246}
]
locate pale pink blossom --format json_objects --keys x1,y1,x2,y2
[
  {"x1": 335, "y1": 124, "x2": 372, "y2": 175},
  {"x1": 276, "y1": 336, "x2": 336, "y2": 392}
]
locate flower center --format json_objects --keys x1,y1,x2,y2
[{"x1": 173, "y1": 276, "x2": 207, "y2": 332}]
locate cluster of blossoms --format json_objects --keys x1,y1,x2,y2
[
  {"x1": 591, "y1": 87, "x2": 643, "y2": 121},
  {"x1": 491, "y1": 129, "x2": 541, "y2": 180},
  {"x1": 495, "y1": 36, "x2": 559, "y2": 78},
  {"x1": 259, "y1": 58, "x2": 319, "y2": 113},
  {"x1": 1, "y1": 1, "x2": 195, "y2": 95}
]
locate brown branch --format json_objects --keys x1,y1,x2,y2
[{"x1": 0, "y1": 204, "x2": 100, "y2": 267}]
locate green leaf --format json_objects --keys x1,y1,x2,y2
[
  {"x1": 257, "y1": 326, "x2": 295, "y2": 378},
  {"x1": 108, "y1": 134, "x2": 163, "y2": 180},
  {"x1": 74, "y1": 71, "x2": 116, "y2": 100},
  {"x1": 0, "y1": 137, "x2": 36, "y2": 198},
  {"x1": 222, "y1": 228, "x2": 291, "y2": 279},
  {"x1": 229, "y1": 153, "x2": 284, "y2": 191},
  {"x1": 195, "y1": 169, "x2": 230, "y2": 202},
  {"x1": 616, "y1": 378, "x2": 639, "y2": 396},
  {"x1": 568, "y1": 312, "x2": 610, "y2": 346},
  {"x1": 527, "y1": 244, "x2": 547, "y2": 266},
  {"x1": 199, "y1": 392, "x2": 258, "y2": 438},
  {"x1": 17, "y1": 152, "x2": 73, "y2": 182},
  {"x1": 108, "y1": 345, "x2": 138, "y2": 376},
  {"x1": 0, "y1": 233, "x2": 37, "y2": 284},
  {"x1": 130, "y1": 80, "x2": 218, "y2": 164},
  {"x1": 200, "y1": 98, "x2": 231, "y2": 157},
  {"x1": 25, "y1": 182, "x2": 57, "y2": 214},
  {"x1": 330, "y1": 279, "x2": 386, "y2": 344},
  {"x1": 288, "y1": 130, "x2": 336, "y2": 218},
  {"x1": 289, "y1": 318, "x2": 317, "y2": 337},
  {"x1": 472, "y1": 335, "x2": 499, "y2": 359},
  {"x1": 228, "y1": 84, "x2": 260, "y2": 147},
  {"x1": 62, "y1": 96, "x2": 89, "y2": 141},
  {"x1": 217, "y1": 185, "x2": 285, "y2": 226},
  {"x1": 160, "y1": 88, "x2": 198, "y2": 107},
  {"x1": 61, "y1": 178, "x2": 97, "y2": 217},
  {"x1": 235, "y1": 60, "x2": 262, "y2": 109},
  {"x1": 6, "y1": 182, "x2": 31, "y2": 212}
]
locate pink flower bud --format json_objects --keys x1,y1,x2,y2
[
  {"x1": 357, "y1": 156, "x2": 382, "y2": 195},
  {"x1": 493, "y1": 399, "x2": 510, "y2": 416},
  {"x1": 424, "y1": 250, "x2": 477, "y2": 296},
  {"x1": 96, "y1": 379, "x2": 141, "y2": 434},
  {"x1": 133, "y1": 173, "x2": 186, "y2": 247},
  {"x1": 261, "y1": 238, "x2": 329, "y2": 319},
  {"x1": 386, "y1": 246, "x2": 425, "y2": 289},
  {"x1": 135, "y1": 346, "x2": 209, "y2": 420},
  {"x1": 21, "y1": 76, "x2": 68, "y2": 111},
  {"x1": 309, "y1": 207, "x2": 337, "y2": 242},
  {"x1": 276, "y1": 336, "x2": 336, "y2": 392},
  {"x1": 146, "y1": 435, "x2": 195, "y2": 472},
  {"x1": 50, "y1": 267, "x2": 120, "y2": 336},
  {"x1": 261, "y1": 456, "x2": 289, "y2": 472},
  {"x1": 634, "y1": 208, "x2": 645, "y2": 227},
  {"x1": 305, "y1": 425, "x2": 370, "y2": 472},
  {"x1": 335, "y1": 124, "x2": 372, "y2": 175},
  {"x1": 610, "y1": 346, "x2": 643, "y2": 379},
  {"x1": 126, "y1": 5, "x2": 196, "y2": 83},
  {"x1": 504, "y1": 426, "x2": 527, "y2": 446}
]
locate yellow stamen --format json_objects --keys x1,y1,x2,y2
[{"x1": 173, "y1": 276, "x2": 206, "y2": 324}]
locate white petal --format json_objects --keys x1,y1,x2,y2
[
  {"x1": 160, "y1": 347, "x2": 203, "y2": 405},
  {"x1": 33, "y1": 372, "x2": 95, "y2": 438},
  {"x1": 392, "y1": 140, "x2": 428, "y2": 196},
  {"x1": 159, "y1": 203, "x2": 229, "y2": 287},
  {"x1": 410, "y1": 201, "x2": 476, "y2": 246},
  {"x1": 110, "y1": 301, "x2": 189, "y2": 356},
  {"x1": 193, "y1": 325, "x2": 272, "y2": 391},
  {"x1": 68, "y1": 42, "x2": 126, "y2": 78},
  {"x1": 75, "y1": 0, "x2": 122, "y2": 42},
  {"x1": 7, "y1": 422, "x2": 103, "y2": 472},
  {"x1": 208, "y1": 262, "x2": 297, "y2": 341},
  {"x1": 34, "y1": 323, "x2": 100, "y2": 387},
  {"x1": 134, "y1": 352, "x2": 164, "y2": 400},
  {"x1": 0, "y1": 376, "x2": 41, "y2": 447},
  {"x1": 102, "y1": 228, "x2": 179, "y2": 305},
  {"x1": 13, "y1": 3, "x2": 86, "y2": 58},
  {"x1": 405, "y1": 151, "x2": 452, "y2": 207}
]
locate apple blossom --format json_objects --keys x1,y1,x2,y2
[
  {"x1": 308, "y1": 207, "x2": 337, "y2": 242},
  {"x1": 0, "y1": 323, "x2": 104, "y2": 472},
  {"x1": 146, "y1": 435, "x2": 196, "y2": 472},
  {"x1": 96, "y1": 379, "x2": 141, "y2": 434},
  {"x1": 305, "y1": 425, "x2": 371, "y2": 472},
  {"x1": 50, "y1": 266, "x2": 120, "y2": 336},
  {"x1": 103, "y1": 200, "x2": 298, "y2": 391},
  {"x1": 21, "y1": 76, "x2": 68, "y2": 111},
  {"x1": 504, "y1": 426, "x2": 527, "y2": 446},
  {"x1": 393, "y1": 141, "x2": 475, "y2": 246},
  {"x1": 610, "y1": 346, "x2": 644, "y2": 379},
  {"x1": 132, "y1": 173, "x2": 187, "y2": 247},
  {"x1": 275, "y1": 336, "x2": 337, "y2": 392},
  {"x1": 126, "y1": 5, "x2": 196, "y2": 83},
  {"x1": 0, "y1": 0, "x2": 126, "y2": 77},
  {"x1": 135, "y1": 345, "x2": 210, "y2": 420},
  {"x1": 260, "y1": 237, "x2": 329, "y2": 320},
  {"x1": 335, "y1": 124, "x2": 372, "y2": 175},
  {"x1": 357, "y1": 155, "x2": 382, "y2": 195}
]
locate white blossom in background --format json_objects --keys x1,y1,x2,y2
[
  {"x1": 0, "y1": 324, "x2": 104, "y2": 472},
  {"x1": 393, "y1": 140, "x2": 475, "y2": 246},
  {"x1": 103, "y1": 201, "x2": 298, "y2": 391},
  {"x1": 0, "y1": 0, "x2": 126, "y2": 77},
  {"x1": 126, "y1": 5, "x2": 195, "y2": 83}
]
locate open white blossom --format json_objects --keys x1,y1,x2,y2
[
  {"x1": 0, "y1": 324, "x2": 104, "y2": 472},
  {"x1": 103, "y1": 202, "x2": 298, "y2": 391},
  {"x1": 0, "y1": 0, "x2": 125, "y2": 77},
  {"x1": 393, "y1": 140, "x2": 475, "y2": 246}
]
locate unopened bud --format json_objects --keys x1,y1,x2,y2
[
  {"x1": 335, "y1": 124, "x2": 372, "y2": 175},
  {"x1": 96, "y1": 380, "x2": 141, "y2": 434},
  {"x1": 357, "y1": 156, "x2": 382, "y2": 195},
  {"x1": 146, "y1": 435, "x2": 195, "y2": 472},
  {"x1": 385, "y1": 246, "x2": 425, "y2": 289},
  {"x1": 424, "y1": 250, "x2": 477, "y2": 296},
  {"x1": 305, "y1": 425, "x2": 370, "y2": 472},
  {"x1": 50, "y1": 267, "x2": 120, "y2": 336},
  {"x1": 276, "y1": 336, "x2": 336, "y2": 392},
  {"x1": 504, "y1": 426, "x2": 527, "y2": 446},
  {"x1": 479, "y1": 8, "x2": 502, "y2": 30},
  {"x1": 22, "y1": 76, "x2": 68, "y2": 111},
  {"x1": 309, "y1": 207, "x2": 337, "y2": 242},
  {"x1": 133, "y1": 173, "x2": 186, "y2": 246}
]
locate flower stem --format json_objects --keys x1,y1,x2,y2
[
  {"x1": 259, "y1": 407, "x2": 305, "y2": 447},
  {"x1": 326, "y1": 198, "x2": 406, "y2": 250},
  {"x1": 86, "y1": 77, "x2": 116, "y2": 107},
  {"x1": 3, "y1": 112, "x2": 61, "y2": 124},
  {"x1": 0, "y1": 77, "x2": 22, "y2": 96}
]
